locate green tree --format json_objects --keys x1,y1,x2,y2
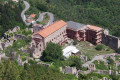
[
  {"x1": 107, "y1": 57, "x2": 114, "y2": 65},
  {"x1": 0, "y1": 60, "x2": 76, "y2": 80},
  {"x1": 0, "y1": 60, "x2": 21, "y2": 80},
  {"x1": 73, "y1": 38, "x2": 78, "y2": 45},
  {"x1": 69, "y1": 56, "x2": 82, "y2": 70},
  {"x1": 41, "y1": 42, "x2": 64, "y2": 62},
  {"x1": 0, "y1": 1, "x2": 24, "y2": 38}
]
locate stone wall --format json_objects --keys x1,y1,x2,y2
[
  {"x1": 37, "y1": 62, "x2": 51, "y2": 67},
  {"x1": 102, "y1": 34, "x2": 120, "y2": 50},
  {"x1": 14, "y1": 34, "x2": 27, "y2": 40},
  {"x1": 96, "y1": 70, "x2": 114, "y2": 75},
  {"x1": 64, "y1": 66, "x2": 78, "y2": 77}
]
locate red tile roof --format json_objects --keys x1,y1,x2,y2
[
  {"x1": 29, "y1": 14, "x2": 36, "y2": 18},
  {"x1": 35, "y1": 20, "x2": 67, "y2": 38},
  {"x1": 87, "y1": 25, "x2": 103, "y2": 31}
]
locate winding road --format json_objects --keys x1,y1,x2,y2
[
  {"x1": 21, "y1": 1, "x2": 30, "y2": 25},
  {"x1": 21, "y1": 1, "x2": 54, "y2": 26},
  {"x1": 36, "y1": 12, "x2": 54, "y2": 28}
]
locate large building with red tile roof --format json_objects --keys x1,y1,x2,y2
[{"x1": 32, "y1": 20, "x2": 67, "y2": 58}]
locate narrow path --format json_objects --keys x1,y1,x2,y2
[{"x1": 21, "y1": 1, "x2": 54, "y2": 26}]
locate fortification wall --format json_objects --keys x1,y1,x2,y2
[{"x1": 102, "y1": 34, "x2": 120, "y2": 50}]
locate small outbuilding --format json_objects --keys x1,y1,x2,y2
[{"x1": 62, "y1": 46, "x2": 79, "y2": 58}]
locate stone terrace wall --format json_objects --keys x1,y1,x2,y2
[
  {"x1": 102, "y1": 34, "x2": 120, "y2": 50},
  {"x1": 14, "y1": 34, "x2": 27, "y2": 40}
]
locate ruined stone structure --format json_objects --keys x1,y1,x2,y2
[
  {"x1": 96, "y1": 70, "x2": 114, "y2": 75},
  {"x1": 88, "y1": 63, "x2": 96, "y2": 71},
  {"x1": 65, "y1": 66, "x2": 78, "y2": 77},
  {"x1": 103, "y1": 77, "x2": 108, "y2": 80},
  {"x1": 14, "y1": 34, "x2": 27, "y2": 40},
  {"x1": 32, "y1": 20, "x2": 67, "y2": 58},
  {"x1": 102, "y1": 29, "x2": 120, "y2": 50},
  {"x1": 80, "y1": 55, "x2": 88, "y2": 62},
  {"x1": 32, "y1": 24, "x2": 43, "y2": 33},
  {"x1": 12, "y1": 26, "x2": 20, "y2": 32},
  {"x1": 37, "y1": 62, "x2": 51, "y2": 67},
  {"x1": 17, "y1": 55, "x2": 28, "y2": 66},
  {"x1": 114, "y1": 61, "x2": 120, "y2": 68},
  {"x1": 0, "y1": 53, "x2": 9, "y2": 62}
]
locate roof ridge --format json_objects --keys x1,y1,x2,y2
[{"x1": 34, "y1": 20, "x2": 67, "y2": 38}]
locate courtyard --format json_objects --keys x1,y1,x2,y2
[{"x1": 74, "y1": 41, "x2": 114, "y2": 59}]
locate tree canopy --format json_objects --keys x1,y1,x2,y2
[
  {"x1": 26, "y1": 0, "x2": 120, "y2": 37},
  {"x1": 0, "y1": 1, "x2": 27, "y2": 38},
  {"x1": 41, "y1": 42, "x2": 64, "y2": 62},
  {"x1": 0, "y1": 60, "x2": 77, "y2": 80}
]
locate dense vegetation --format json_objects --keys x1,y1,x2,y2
[
  {"x1": 26, "y1": 0, "x2": 120, "y2": 37},
  {"x1": 0, "y1": 60, "x2": 76, "y2": 80},
  {"x1": 41, "y1": 42, "x2": 64, "y2": 62},
  {"x1": 116, "y1": 48, "x2": 120, "y2": 54},
  {"x1": 0, "y1": 1, "x2": 26, "y2": 38},
  {"x1": 1, "y1": 0, "x2": 120, "y2": 37}
]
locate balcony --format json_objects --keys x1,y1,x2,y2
[
  {"x1": 96, "y1": 32, "x2": 102, "y2": 35},
  {"x1": 95, "y1": 36, "x2": 102, "y2": 39},
  {"x1": 96, "y1": 39, "x2": 102, "y2": 43}
]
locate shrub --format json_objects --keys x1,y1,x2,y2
[
  {"x1": 95, "y1": 44, "x2": 103, "y2": 51},
  {"x1": 69, "y1": 56, "x2": 82, "y2": 70},
  {"x1": 116, "y1": 48, "x2": 120, "y2": 54},
  {"x1": 73, "y1": 38, "x2": 78, "y2": 45},
  {"x1": 107, "y1": 57, "x2": 114, "y2": 65},
  {"x1": 81, "y1": 67, "x2": 87, "y2": 71},
  {"x1": 106, "y1": 48, "x2": 110, "y2": 51}
]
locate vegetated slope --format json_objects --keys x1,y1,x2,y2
[
  {"x1": 0, "y1": 1, "x2": 26, "y2": 38},
  {"x1": 0, "y1": 60, "x2": 77, "y2": 80},
  {"x1": 46, "y1": 0, "x2": 120, "y2": 37},
  {"x1": 27, "y1": 0, "x2": 119, "y2": 37}
]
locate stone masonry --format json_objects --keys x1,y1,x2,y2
[{"x1": 102, "y1": 29, "x2": 120, "y2": 50}]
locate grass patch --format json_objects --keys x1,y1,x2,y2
[
  {"x1": 93, "y1": 60, "x2": 108, "y2": 70},
  {"x1": 76, "y1": 41, "x2": 114, "y2": 58},
  {"x1": 115, "y1": 55, "x2": 120, "y2": 61},
  {"x1": 15, "y1": 29, "x2": 32, "y2": 36},
  {"x1": 37, "y1": 14, "x2": 49, "y2": 25}
]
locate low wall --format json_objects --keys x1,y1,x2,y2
[
  {"x1": 102, "y1": 34, "x2": 120, "y2": 50},
  {"x1": 14, "y1": 34, "x2": 27, "y2": 40}
]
